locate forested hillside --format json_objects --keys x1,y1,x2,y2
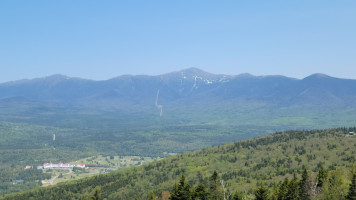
[
  {"x1": 0, "y1": 122, "x2": 93, "y2": 195},
  {"x1": 2, "y1": 127, "x2": 356, "y2": 199}
]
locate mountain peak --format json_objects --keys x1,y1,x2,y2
[
  {"x1": 45, "y1": 74, "x2": 71, "y2": 80},
  {"x1": 160, "y1": 68, "x2": 234, "y2": 84},
  {"x1": 235, "y1": 73, "x2": 254, "y2": 78},
  {"x1": 303, "y1": 73, "x2": 331, "y2": 80},
  {"x1": 171, "y1": 67, "x2": 213, "y2": 77},
  {"x1": 181, "y1": 67, "x2": 208, "y2": 73},
  {"x1": 41, "y1": 74, "x2": 91, "y2": 82}
]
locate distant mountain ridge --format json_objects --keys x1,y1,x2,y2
[{"x1": 1, "y1": 68, "x2": 356, "y2": 109}]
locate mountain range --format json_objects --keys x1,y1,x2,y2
[{"x1": 1, "y1": 68, "x2": 356, "y2": 110}]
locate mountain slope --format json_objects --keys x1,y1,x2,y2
[{"x1": 2, "y1": 127, "x2": 355, "y2": 200}]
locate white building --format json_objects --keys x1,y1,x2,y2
[
  {"x1": 43, "y1": 162, "x2": 74, "y2": 169},
  {"x1": 76, "y1": 163, "x2": 85, "y2": 168}
]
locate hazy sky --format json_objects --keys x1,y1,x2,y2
[{"x1": 1, "y1": 1, "x2": 355, "y2": 82}]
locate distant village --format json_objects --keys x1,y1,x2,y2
[{"x1": 25, "y1": 162, "x2": 85, "y2": 170}]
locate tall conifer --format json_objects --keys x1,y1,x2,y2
[
  {"x1": 255, "y1": 182, "x2": 269, "y2": 200},
  {"x1": 346, "y1": 173, "x2": 356, "y2": 200},
  {"x1": 317, "y1": 166, "x2": 328, "y2": 188},
  {"x1": 208, "y1": 171, "x2": 224, "y2": 200},
  {"x1": 170, "y1": 173, "x2": 192, "y2": 200},
  {"x1": 299, "y1": 169, "x2": 311, "y2": 200},
  {"x1": 286, "y1": 173, "x2": 299, "y2": 200},
  {"x1": 193, "y1": 183, "x2": 208, "y2": 200}
]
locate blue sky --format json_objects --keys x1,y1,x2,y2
[{"x1": 0, "y1": 1, "x2": 355, "y2": 82}]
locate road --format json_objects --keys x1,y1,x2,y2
[{"x1": 48, "y1": 169, "x2": 72, "y2": 185}]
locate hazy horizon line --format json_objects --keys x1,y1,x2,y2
[{"x1": 0, "y1": 67, "x2": 347, "y2": 84}]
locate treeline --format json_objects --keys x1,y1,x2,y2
[
  {"x1": 166, "y1": 171, "x2": 239, "y2": 200},
  {"x1": 154, "y1": 168, "x2": 356, "y2": 200}
]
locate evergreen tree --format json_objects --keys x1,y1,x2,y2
[
  {"x1": 208, "y1": 171, "x2": 224, "y2": 200},
  {"x1": 317, "y1": 166, "x2": 328, "y2": 188},
  {"x1": 299, "y1": 169, "x2": 311, "y2": 200},
  {"x1": 170, "y1": 183, "x2": 180, "y2": 200},
  {"x1": 254, "y1": 182, "x2": 269, "y2": 200},
  {"x1": 170, "y1": 173, "x2": 192, "y2": 200},
  {"x1": 193, "y1": 183, "x2": 208, "y2": 200},
  {"x1": 346, "y1": 173, "x2": 356, "y2": 200},
  {"x1": 286, "y1": 173, "x2": 299, "y2": 200},
  {"x1": 276, "y1": 178, "x2": 289, "y2": 200}
]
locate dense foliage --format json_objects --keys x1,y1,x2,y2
[
  {"x1": 163, "y1": 168, "x2": 356, "y2": 200},
  {"x1": 1, "y1": 127, "x2": 355, "y2": 199}
]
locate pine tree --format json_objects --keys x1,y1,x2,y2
[
  {"x1": 276, "y1": 178, "x2": 289, "y2": 200},
  {"x1": 286, "y1": 173, "x2": 299, "y2": 200},
  {"x1": 170, "y1": 173, "x2": 192, "y2": 200},
  {"x1": 170, "y1": 183, "x2": 180, "y2": 200},
  {"x1": 317, "y1": 166, "x2": 328, "y2": 188},
  {"x1": 208, "y1": 171, "x2": 224, "y2": 200},
  {"x1": 299, "y1": 169, "x2": 311, "y2": 200},
  {"x1": 193, "y1": 183, "x2": 208, "y2": 200},
  {"x1": 346, "y1": 173, "x2": 356, "y2": 200},
  {"x1": 254, "y1": 182, "x2": 269, "y2": 200}
]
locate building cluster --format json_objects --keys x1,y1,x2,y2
[
  {"x1": 40, "y1": 162, "x2": 85, "y2": 169},
  {"x1": 25, "y1": 162, "x2": 85, "y2": 170}
]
